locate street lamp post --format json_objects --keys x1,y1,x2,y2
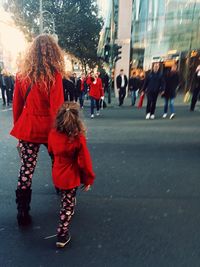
[
  {"x1": 108, "y1": 0, "x2": 115, "y2": 104},
  {"x1": 39, "y1": 0, "x2": 43, "y2": 34},
  {"x1": 39, "y1": 0, "x2": 56, "y2": 37}
]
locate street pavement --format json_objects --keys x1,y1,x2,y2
[{"x1": 0, "y1": 95, "x2": 200, "y2": 267}]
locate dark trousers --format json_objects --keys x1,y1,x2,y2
[
  {"x1": 74, "y1": 89, "x2": 79, "y2": 102},
  {"x1": 90, "y1": 97, "x2": 100, "y2": 115},
  {"x1": 1, "y1": 86, "x2": 10, "y2": 105},
  {"x1": 64, "y1": 89, "x2": 74, "y2": 102},
  {"x1": 79, "y1": 91, "x2": 85, "y2": 108},
  {"x1": 146, "y1": 92, "x2": 159, "y2": 115},
  {"x1": 119, "y1": 87, "x2": 126, "y2": 106},
  {"x1": 190, "y1": 86, "x2": 200, "y2": 111}
]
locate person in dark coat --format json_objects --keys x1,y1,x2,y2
[
  {"x1": 116, "y1": 69, "x2": 128, "y2": 106},
  {"x1": 142, "y1": 63, "x2": 165, "y2": 119},
  {"x1": 129, "y1": 71, "x2": 140, "y2": 106},
  {"x1": 63, "y1": 71, "x2": 75, "y2": 101},
  {"x1": 162, "y1": 64, "x2": 179, "y2": 119},
  {"x1": 190, "y1": 65, "x2": 200, "y2": 111},
  {"x1": 71, "y1": 72, "x2": 79, "y2": 102},
  {"x1": 0, "y1": 70, "x2": 11, "y2": 106},
  {"x1": 103, "y1": 73, "x2": 109, "y2": 94}
]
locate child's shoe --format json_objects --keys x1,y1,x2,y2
[{"x1": 56, "y1": 233, "x2": 71, "y2": 248}]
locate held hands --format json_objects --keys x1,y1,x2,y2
[
  {"x1": 101, "y1": 96, "x2": 104, "y2": 100},
  {"x1": 81, "y1": 184, "x2": 91, "y2": 192}
]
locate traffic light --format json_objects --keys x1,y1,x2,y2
[
  {"x1": 113, "y1": 44, "x2": 122, "y2": 62},
  {"x1": 104, "y1": 44, "x2": 110, "y2": 63}
]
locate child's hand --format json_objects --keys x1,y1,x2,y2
[{"x1": 81, "y1": 185, "x2": 91, "y2": 192}]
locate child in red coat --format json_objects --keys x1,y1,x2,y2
[{"x1": 48, "y1": 102, "x2": 95, "y2": 248}]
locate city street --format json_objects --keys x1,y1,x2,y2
[{"x1": 0, "y1": 96, "x2": 200, "y2": 267}]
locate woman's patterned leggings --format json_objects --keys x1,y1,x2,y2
[
  {"x1": 57, "y1": 188, "x2": 77, "y2": 237},
  {"x1": 17, "y1": 140, "x2": 41, "y2": 190}
]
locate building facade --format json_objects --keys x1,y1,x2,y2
[{"x1": 98, "y1": 0, "x2": 200, "y2": 90}]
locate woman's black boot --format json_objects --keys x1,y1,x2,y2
[{"x1": 15, "y1": 188, "x2": 32, "y2": 226}]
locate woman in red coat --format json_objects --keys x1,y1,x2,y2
[
  {"x1": 10, "y1": 34, "x2": 65, "y2": 226},
  {"x1": 48, "y1": 102, "x2": 95, "y2": 248},
  {"x1": 89, "y1": 73, "x2": 104, "y2": 118}
]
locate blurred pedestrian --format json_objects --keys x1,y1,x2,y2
[
  {"x1": 116, "y1": 69, "x2": 128, "y2": 106},
  {"x1": 89, "y1": 73, "x2": 104, "y2": 118},
  {"x1": 162, "y1": 64, "x2": 179, "y2": 119},
  {"x1": 142, "y1": 63, "x2": 165, "y2": 119},
  {"x1": 129, "y1": 71, "x2": 140, "y2": 106},
  {"x1": 10, "y1": 34, "x2": 65, "y2": 226},
  {"x1": 103, "y1": 72, "x2": 109, "y2": 94},
  {"x1": 77, "y1": 73, "x2": 87, "y2": 108},
  {"x1": 63, "y1": 71, "x2": 75, "y2": 101},
  {"x1": 0, "y1": 70, "x2": 11, "y2": 106},
  {"x1": 48, "y1": 102, "x2": 95, "y2": 248},
  {"x1": 71, "y1": 72, "x2": 79, "y2": 102},
  {"x1": 190, "y1": 65, "x2": 200, "y2": 111}
]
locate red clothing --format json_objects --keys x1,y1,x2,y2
[
  {"x1": 86, "y1": 76, "x2": 92, "y2": 87},
  {"x1": 10, "y1": 72, "x2": 64, "y2": 143},
  {"x1": 80, "y1": 79, "x2": 85, "y2": 91},
  {"x1": 48, "y1": 129, "x2": 95, "y2": 190},
  {"x1": 89, "y1": 78, "x2": 104, "y2": 100}
]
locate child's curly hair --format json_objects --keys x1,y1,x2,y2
[{"x1": 55, "y1": 102, "x2": 86, "y2": 138}]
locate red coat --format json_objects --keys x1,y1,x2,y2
[
  {"x1": 48, "y1": 129, "x2": 95, "y2": 190},
  {"x1": 89, "y1": 78, "x2": 104, "y2": 100},
  {"x1": 10, "y1": 72, "x2": 64, "y2": 144}
]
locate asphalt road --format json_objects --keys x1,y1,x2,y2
[{"x1": 0, "y1": 96, "x2": 200, "y2": 267}]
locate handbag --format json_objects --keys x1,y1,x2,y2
[
  {"x1": 137, "y1": 92, "x2": 145, "y2": 109},
  {"x1": 183, "y1": 91, "x2": 191, "y2": 103}
]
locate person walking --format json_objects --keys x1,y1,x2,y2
[
  {"x1": 0, "y1": 70, "x2": 11, "y2": 106},
  {"x1": 48, "y1": 102, "x2": 95, "y2": 248},
  {"x1": 77, "y1": 73, "x2": 87, "y2": 108},
  {"x1": 142, "y1": 63, "x2": 165, "y2": 119},
  {"x1": 116, "y1": 69, "x2": 128, "y2": 106},
  {"x1": 129, "y1": 71, "x2": 140, "y2": 106},
  {"x1": 190, "y1": 65, "x2": 200, "y2": 111},
  {"x1": 10, "y1": 34, "x2": 65, "y2": 226},
  {"x1": 162, "y1": 64, "x2": 179, "y2": 119},
  {"x1": 63, "y1": 71, "x2": 75, "y2": 101},
  {"x1": 89, "y1": 73, "x2": 104, "y2": 118}
]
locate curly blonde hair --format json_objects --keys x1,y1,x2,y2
[
  {"x1": 55, "y1": 102, "x2": 86, "y2": 138},
  {"x1": 19, "y1": 34, "x2": 65, "y2": 91}
]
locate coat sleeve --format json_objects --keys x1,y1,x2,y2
[
  {"x1": 50, "y1": 72, "x2": 64, "y2": 119},
  {"x1": 12, "y1": 76, "x2": 24, "y2": 124},
  {"x1": 78, "y1": 135, "x2": 95, "y2": 186}
]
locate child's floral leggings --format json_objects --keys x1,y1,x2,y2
[{"x1": 57, "y1": 188, "x2": 77, "y2": 237}]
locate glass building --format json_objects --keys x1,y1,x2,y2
[
  {"x1": 98, "y1": 0, "x2": 200, "y2": 89},
  {"x1": 131, "y1": 0, "x2": 200, "y2": 88}
]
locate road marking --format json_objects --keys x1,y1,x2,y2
[
  {"x1": 44, "y1": 234, "x2": 57, "y2": 240},
  {"x1": 1, "y1": 108, "x2": 12, "y2": 112}
]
